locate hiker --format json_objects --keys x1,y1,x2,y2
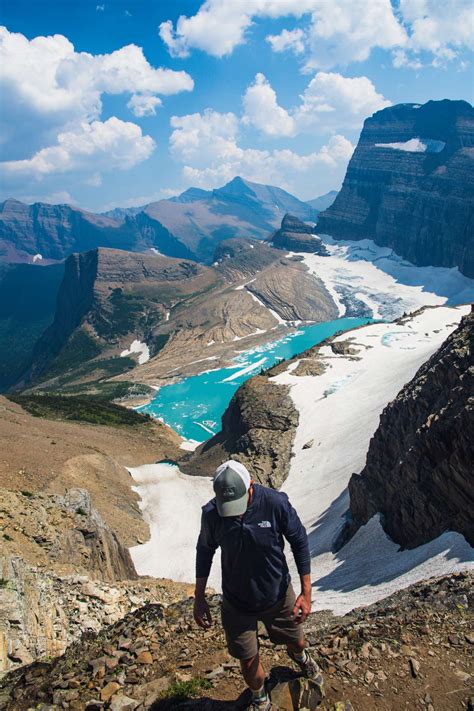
[{"x1": 194, "y1": 460, "x2": 323, "y2": 711}]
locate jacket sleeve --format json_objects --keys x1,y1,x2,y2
[
  {"x1": 196, "y1": 510, "x2": 218, "y2": 579},
  {"x1": 280, "y1": 494, "x2": 311, "y2": 577}
]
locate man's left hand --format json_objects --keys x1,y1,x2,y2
[{"x1": 292, "y1": 591, "x2": 311, "y2": 624}]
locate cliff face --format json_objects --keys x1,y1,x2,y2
[
  {"x1": 271, "y1": 214, "x2": 328, "y2": 254},
  {"x1": 181, "y1": 375, "x2": 299, "y2": 489},
  {"x1": 346, "y1": 308, "x2": 474, "y2": 548},
  {"x1": 317, "y1": 100, "x2": 474, "y2": 276}
]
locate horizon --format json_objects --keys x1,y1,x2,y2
[{"x1": 1, "y1": 1, "x2": 473, "y2": 212}]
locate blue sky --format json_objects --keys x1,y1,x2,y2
[{"x1": 1, "y1": 0, "x2": 473, "y2": 210}]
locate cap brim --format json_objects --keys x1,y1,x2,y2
[{"x1": 216, "y1": 493, "x2": 248, "y2": 517}]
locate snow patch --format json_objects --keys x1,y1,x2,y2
[
  {"x1": 375, "y1": 138, "x2": 445, "y2": 153},
  {"x1": 120, "y1": 339, "x2": 150, "y2": 364}
]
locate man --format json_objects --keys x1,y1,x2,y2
[{"x1": 194, "y1": 460, "x2": 323, "y2": 711}]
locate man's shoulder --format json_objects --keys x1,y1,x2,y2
[
  {"x1": 256, "y1": 484, "x2": 289, "y2": 509},
  {"x1": 202, "y1": 497, "x2": 218, "y2": 517}
]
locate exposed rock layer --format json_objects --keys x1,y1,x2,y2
[
  {"x1": 181, "y1": 376, "x2": 299, "y2": 488},
  {"x1": 318, "y1": 100, "x2": 474, "y2": 276},
  {"x1": 346, "y1": 308, "x2": 474, "y2": 548}
]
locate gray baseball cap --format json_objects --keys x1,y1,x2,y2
[{"x1": 213, "y1": 460, "x2": 251, "y2": 517}]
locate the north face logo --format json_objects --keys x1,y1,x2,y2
[{"x1": 258, "y1": 520, "x2": 271, "y2": 528}]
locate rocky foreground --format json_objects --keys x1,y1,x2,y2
[{"x1": 0, "y1": 573, "x2": 472, "y2": 710}]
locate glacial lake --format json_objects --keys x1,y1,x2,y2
[{"x1": 138, "y1": 317, "x2": 372, "y2": 442}]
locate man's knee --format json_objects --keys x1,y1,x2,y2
[{"x1": 240, "y1": 653, "x2": 259, "y2": 673}]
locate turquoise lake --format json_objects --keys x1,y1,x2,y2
[{"x1": 138, "y1": 317, "x2": 372, "y2": 442}]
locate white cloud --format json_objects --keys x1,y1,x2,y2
[
  {"x1": 2, "y1": 117, "x2": 155, "y2": 178},
  {"x1": 266, "y1": 28, "x2": 305, "y2": 54},
  {"x1": 127, "y1": 94, "x2": 162, "y2": 117},
  {"x1": 295, "y1": 72, "x2": 392, "y2": 129},
  {"x1": 302, "y1": 0, "x2": 407, "y2": 71},
  {"x1": 400, "y1": 0, "x2": 474, "y2": 56},
  {"x1": 242, "y1": 72, "x2": 390, "y2": 137},
  {"x1": 242, "y1": 73, "x2": 295, "y2": 137},
  {"x1": 169, "y1": 108, "x2": 354, "y2": 198},
  {"x1": 159, "y1": 0, "x2": 471, "y2": 70},
  {"x1": 0, "y1": 26, "x2": 193, "y2": 160},
  {"x1": 159, "y1": 0, "x2": 406, "y2": 68}
]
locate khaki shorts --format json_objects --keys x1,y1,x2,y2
[{"x1": 221, "y1": 584, "x2": 303, "y2": 660}]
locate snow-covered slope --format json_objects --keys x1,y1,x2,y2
[
  {"x1": 129, "y1": 305, "x2": 474, "y2": 611},
  {"x1": 275, "y1": 305, "x2": 474, "y2": 613},
  {"x1": 302, "y1": 235, "x2": 474, "y2": 320}
]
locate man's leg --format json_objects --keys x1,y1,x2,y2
[
  {"x1": 240, "y1": 653, "x2": 265, "y2": 691},
  {"x1": 221, "y1": 599, "x2": 271, "y2": 708},
  {"x1": 262, "y1": 586, "x2": 323, "y2": 682}
]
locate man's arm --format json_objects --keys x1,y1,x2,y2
[
  {"x1": 281, "y1": 495, "x2": 312, "y2": 623},
  {"x1": 194, "y1": 512, "x2": 217, "y2": 629},
  {"x1": 194, "y1": 576, "x2": 212, "y2": 628}
]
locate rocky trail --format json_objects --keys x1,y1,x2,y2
[{"x1": 1, "y1": 573, "x2": 472, "y2": 711}]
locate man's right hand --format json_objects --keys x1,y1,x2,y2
[{"x1": 193, "y1": 596, "x2": 212, "y2": 629}]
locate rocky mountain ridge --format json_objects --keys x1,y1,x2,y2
[
  {"x1": 344, "y1": 306, "x2": 474, "y2": 548},
  {"x1": 317, "y1": 99, "x2": 474, "y2": 277},
  {"x1": 1, "y1": 177, "x2": 316, "y2": 267}
]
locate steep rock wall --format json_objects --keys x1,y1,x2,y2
[
  {"x1": 345, "y1": 308, "x2": 474, "y2": 548},
  {"x1": 317, "y1": 100, "x2": 474, "y2": 276}
]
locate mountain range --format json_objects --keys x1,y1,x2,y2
[{"x1": 0, "y1": 177, "x2": 317, "y2": 266}]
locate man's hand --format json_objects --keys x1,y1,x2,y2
[
  {"x1": 292, "y1": 591, "x2": 311, "y2": 624},
  {"x1": 194, "y1": 595, "x2": 213, "y2": 629}
]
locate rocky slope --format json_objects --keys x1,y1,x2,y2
[
  {"x1": 181, "y1": 375, "x2": 299, "y2": 488},
  {"x1": 0, "y1": 396, "x2": 184, "y2": 675},
  {"x1": 0, "y1": 572, "x2": 472, "y2": 709},
  {"x1": 270, "y1": 214, "x2": 327, "y2": 254},
  {"x1": 0, "y1": 395, "x2": 180, "y2": 548},
  {"x1": 345, "y1": 307, "x2": 474, "y2": 549},
  {"x1": 317, "y1": 100, "x2": 474, "y2": 277}
]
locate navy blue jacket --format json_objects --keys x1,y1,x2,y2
[{"x1": 196, "y1": 484, "x2": 311, "y2": 612}]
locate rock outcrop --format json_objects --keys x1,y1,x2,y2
[
  {"x1": 317, "y1": 100, "x2": 474, "y2": 277},
  {"x1": 181, "y1": 375, "x2": 299, "y2": 488},
  {"x1": 0, "y1": 488, "x2": 137, "y2": 582},
  {"x1": 345, "y1": 307, "x2": 474, "y2": 548},
  {"x1": 0, "y1": 554, "x2": 192, "y2": 675},
  {"x1": 271, "y1": 214, "x2": 327, "y2": 254}
]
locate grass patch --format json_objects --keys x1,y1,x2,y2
[
  {"x1": 8, "y1": 393, "x2": 151, "y2": 427},
  {"x1": 151, "y1": 677, "x2": 212, "y2": 708}
]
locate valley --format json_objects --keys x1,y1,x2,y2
[{"x1": 0, "y1": 96, "x2": 473, "y2": 710}]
